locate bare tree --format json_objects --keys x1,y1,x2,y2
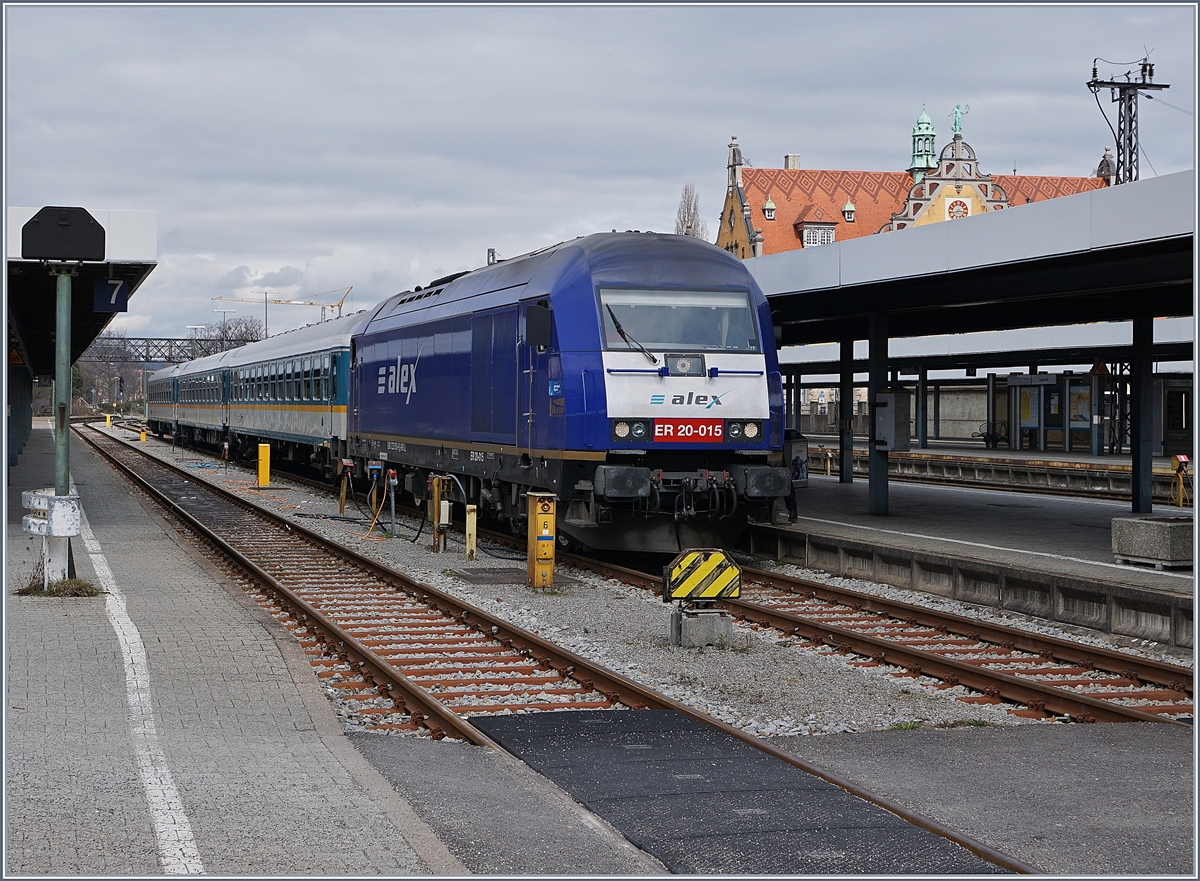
[
  {"x1": 674, "y1": 183, "x2": 710, "y2": 240},
  {"x1": 188, "y1": 316, "x2": 265, "y2": 343},
  {"x1": 78, "y1": 330, "x2": 139, "y2": 410}
]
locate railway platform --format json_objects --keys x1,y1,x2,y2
[
  {"x1": 3, "y1": 421, "x2": 661, "y2": 876},
  {"x1": 756, "y1": 464, "x2": 1194, "y2": 649}
]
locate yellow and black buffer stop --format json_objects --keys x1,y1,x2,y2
[{"x1": 663, "y1": 548, "x2": 740, "y2": 603}]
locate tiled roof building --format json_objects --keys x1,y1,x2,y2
[{"x1": 715, "y1": 113, "x2": 1112, "y2": 258}]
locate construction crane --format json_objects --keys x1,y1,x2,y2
[{"x1": 213, "y1": 286, "x2": 353, "y2": 336}]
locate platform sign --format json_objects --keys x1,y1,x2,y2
[
  {"x1": 21, "y1": 206, "x2": 104, "y2": 261},
  {"x1": 663, "y1": 548, "x2": 740, "y2": 603},
  {"x1": 93, "y1": 278, "x2": 128, "y2": 313}
]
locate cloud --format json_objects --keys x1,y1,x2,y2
[
  {"x1": 216, "y1": 265, "x2": 253, "y2": 289},
  {"x1": 255, "y1": 266, "x2": 303, "y2": 288},
  {"x1": 3, "y1": 5, "x2": 1192, "y2": 338}
]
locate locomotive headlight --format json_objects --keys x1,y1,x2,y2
[
  {"x1": 630, "y1": 422, "x2": 648, "y2": 439},
  {"x1": 726, "y1": 422, "x2": 743, "y2": 440},
  {"x1": 744, "y1": 422, "x2": 760, "y2": 439},
  {"x1": 614, "y1": 421, "x2": 631, "y2": 439}
]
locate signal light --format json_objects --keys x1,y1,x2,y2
[
  {"x1": 727, "y1": 422, "x2": 743, "y2": 440},
  {"x1": 630, "y1": 422, "x2": 647, "y2": 439},
  {"x1": 744, "y1": 422, "x2": 760, "y2": 439},
  {"x1": 614, "y1": 421, "x2": 630, "y2": 438}
]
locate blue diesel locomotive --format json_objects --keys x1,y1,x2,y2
[{"x1": 150, "y1": 232, "x2": 790, "y2": 552}]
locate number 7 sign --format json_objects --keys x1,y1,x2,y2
[{"x1": 93, "y1": 277, "x2": 128, "y2": 312}]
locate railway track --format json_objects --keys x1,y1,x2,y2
[
  {"x1": 93, "y1": 422, "x2": 1193, "y2": 728},
  {"x1": 80, "y1": 422, "x2": 1046, "y2": 872},
  {"x1": 78, "y1": 425, "x2": 672, "y2": 743},
  {"x1": 560, "y1": 556, "x2": 1194, "y2": 726}
]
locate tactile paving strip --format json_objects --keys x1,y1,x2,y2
[{"x1": 473, "y1": 709, "x2": 1010, "y2": 875}]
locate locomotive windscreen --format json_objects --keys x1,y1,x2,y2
[{"x1": 598, "y1": 289, "x2": 760, "y2": 353}]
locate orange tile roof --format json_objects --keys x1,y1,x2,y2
[
  {"x1": 740, "y1": 167, "x2": 1107, "y2": 255},
  {"x1": 741, "y1": 168, "x2": 911, "y2": 254},
  {"x1": 990, "y1": 174, "x2": 1107, "y2": 205}
]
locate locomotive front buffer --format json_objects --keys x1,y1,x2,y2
[{"x1": 663, "y1": 549, "x2": 740, "y2": 648}]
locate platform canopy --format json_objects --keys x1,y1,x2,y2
[
  {"x1": 749, "y1": 170, "x2": 1194, "y2": 346},
  {"x1": 7, "y1": 207, "x2": 157, "y2": 376}
]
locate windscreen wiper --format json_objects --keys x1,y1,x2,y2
[{"x1": 606, "y1": 304, "x2": 658, "y2": 365}]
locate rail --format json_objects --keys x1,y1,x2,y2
[{"x1": 76, "y1": 423, "x2": 1039, "y2": 874}]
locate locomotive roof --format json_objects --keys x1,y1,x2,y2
[{"x1": 362, "y1": 231, "x2": 757, "y2": 334}]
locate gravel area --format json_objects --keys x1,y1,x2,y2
[{"x1": 106, "y1": 427, "x2": 1191, "y2": 743}]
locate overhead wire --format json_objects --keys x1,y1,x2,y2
[{"x1": 1141, "y1": 93, "x2": 1194, "y2": 116}]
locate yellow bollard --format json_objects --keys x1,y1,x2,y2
[
  {"x1": 257, "y1": 444, "x2": 270, "y2": 487},
  {"x1": 465, "y1": 504, "x2": 477, "y2": 561},
  {"x1": 526, "y1": 493, "x2": 556, "y2": 589},
  {"x1": 140, "y1": 430, "x2": 146, "y2": 442},
  {"x1": 105, "y1": 414, "x2": 112, "y2": 428}
]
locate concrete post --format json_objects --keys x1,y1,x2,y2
[
  {"x1": 868, "y1": 313, "x2": 888, "y2": 515},
  {"x1": 54, "y1": 269, "x2": 72, "y2": 496},
  {"x1": 839, "y1": 337, "x2": 854, "y2": 482},
  {"x1": 1131, "y1": 316, "x2": 1154, "y2": 512},
  {"x1": 50, "y1": 267, "x2": 74, "y2": 581},
  {"x1": 917, "y1": 366, "x2": 929, "y2": 449},
  {"x1": 933, "y1": 384, "x2": 940, "y2": 439},
  {"x1": 986, "y1": 373, "x2": 996, "y2": 439}
]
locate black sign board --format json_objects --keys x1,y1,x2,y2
[
  {"x1": 93, "y1": 278, "x2": 129, "y2": 312},
  {"x1": 21, "y1": 206, "x2": 105, "y2": 261}
]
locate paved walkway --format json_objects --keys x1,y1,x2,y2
[
  {"x1": 784, "y1": 473, "x2": 1192, "y2": 596},
  {"x1": 5, "y1": 422, "x2": 658, "y2": 875}
]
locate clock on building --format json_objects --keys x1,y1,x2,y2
[{"x1": 947, "y1": 199, "x2": 969, "y2": 219}]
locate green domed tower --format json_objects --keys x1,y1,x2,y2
[{"x1": 908, "y1": 106, "x2": 937, "y2": 183}]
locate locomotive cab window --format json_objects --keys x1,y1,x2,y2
[{"x1": 598, "y1": 289, "x2": 760, "y2": 353}]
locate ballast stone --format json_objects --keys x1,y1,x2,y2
[{"x1": 670, "y1": 608, "x2": 734, "y2": 647}]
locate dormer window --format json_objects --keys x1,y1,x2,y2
[
  {"x1": 801, "y1": 226, "x2": 835, "y2": 247},
  {"x1": 841, "y1": 200, "x2": 856, "y2": 223},
  {"x1": 763, "y1": 196, "x2": 776, "y2": 221}
]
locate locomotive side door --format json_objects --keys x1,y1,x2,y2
[{"x1": 519, "y1": 300, "x2": 553, "y2": 454}]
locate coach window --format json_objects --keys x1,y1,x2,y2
[
  {"x1": 291, "y1": 359, "x2": 299, "y2": 400},
  {"x1": 271, "y1": 363, "x2": 278, "y2": 401},
  {"x1": 330, "y1": 355, "x2": 338, "y2": 401},
  {"x1": 301, "y1": 357, "x2": 310, "y2": 400},
  {"x1": 322, "y1": 354, "x2": 330, "y2": 400},
  {"x1": 312, "y1": 358, "x2": 322, "y2": 401}
]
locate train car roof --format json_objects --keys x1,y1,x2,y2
[
  {"x1": 223, "y1": 310, "x2": 371, "y2": 367},
  {"x1": 149, "y1": 311, "x2": 371, "y2": 381},
  {"x1": 362, "y1": 232, "x2": 757, "y2": 335}
]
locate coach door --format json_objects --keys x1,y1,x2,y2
[{"x1": 319, "y1": 352, "x2": 333, "y2": 437}]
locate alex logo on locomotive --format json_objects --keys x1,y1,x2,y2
[
  {"x1": 649, "y1": 391, "x2": 728, "y2": 409},
  {"x1": 377, "y1": 354, "x2": 420, "y2": 403}
]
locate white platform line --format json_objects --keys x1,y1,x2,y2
[
  {"x1": 792, "y1": 515, "x2": 1194, "y2": 580},
  {"x1": 77, "y1": 507, "x2": 205, "y2": 875}
]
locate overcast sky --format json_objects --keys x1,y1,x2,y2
[{"x1": 4, "y1": 4, "x2": 1195, "y2": 340}]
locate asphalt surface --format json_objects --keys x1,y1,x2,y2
[{"x1": 776, "y1": 721, "x2": 1195, "y2": 875}]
